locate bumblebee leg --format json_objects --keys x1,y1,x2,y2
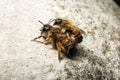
[
  {"x1": 43, "y1": 38, "x2": 53, "y2": 45},
  {"x1": 31, "y1": 35, "x2": 42, "y2": 41},
  {"x1": 51, "y1": 40, "x2": 56, "y2": 49},
  {"x1": 31, "y1": 35, "x2": 45, "y2": 44},
  {"x1": 66, "y1": 45, "x2": 73, "y2": 55},
  {"x1": 38, "y1": 37, "x2": 51, "y2": 45},
  {"x1": 58, "y1": 51, "x2": 63, "y2": 62},
  {"x1": 56, "y1": 42, "x2": 64, "y2": 62}
]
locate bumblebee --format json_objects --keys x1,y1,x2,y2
[
  {"x1": 32, "y1": 21, "x2": 74, "y2": 61},
  {"x1": 53, "y1": 18, "x2": 84, "y2": 44}
]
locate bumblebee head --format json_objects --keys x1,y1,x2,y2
[
  {"x1": 39, "y1": 19, "x2": 54, "y2": 32},
  {"x1": 40, "y1": 24, "x2": 51, "y2": 32},
  {"x1": 53, "y1": 18, "x2": 62, "y2": 25}
]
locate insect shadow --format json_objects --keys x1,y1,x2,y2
[
  {"x1": 67, "y1": 45, "x2": 107, "y2": 67},
  {"x1": 67, "y1": 45, "x2": 93, "y2": 61}
]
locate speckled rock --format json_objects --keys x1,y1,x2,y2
[{"x1": 0, "y1": 0, "x2": 120, "y2": 80}]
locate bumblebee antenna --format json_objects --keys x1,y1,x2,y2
[
  {"x1": 48, "y1": 19, "x2": 55, "y2": 24},
  {"x1": 48, "y1": 19, "x2": 53, "y2": 23},
  {"x1": 38, "y1": 20, "x2": 44, "y2": 25}
]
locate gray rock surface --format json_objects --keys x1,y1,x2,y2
[{"x1": 0, "y1": 0, "x2": 120, "y2": 80}]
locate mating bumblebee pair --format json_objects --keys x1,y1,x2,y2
[{"x1": 31, "y1": 18, "x2": 84, "y2": 62}]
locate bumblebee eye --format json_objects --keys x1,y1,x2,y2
[{"x1": 54, "y1": 19, "x2": 62, "y2": 25}]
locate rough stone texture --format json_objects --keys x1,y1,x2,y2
[{"x1": 0, "y1": 0, "x2": 120, "y2": 80}]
